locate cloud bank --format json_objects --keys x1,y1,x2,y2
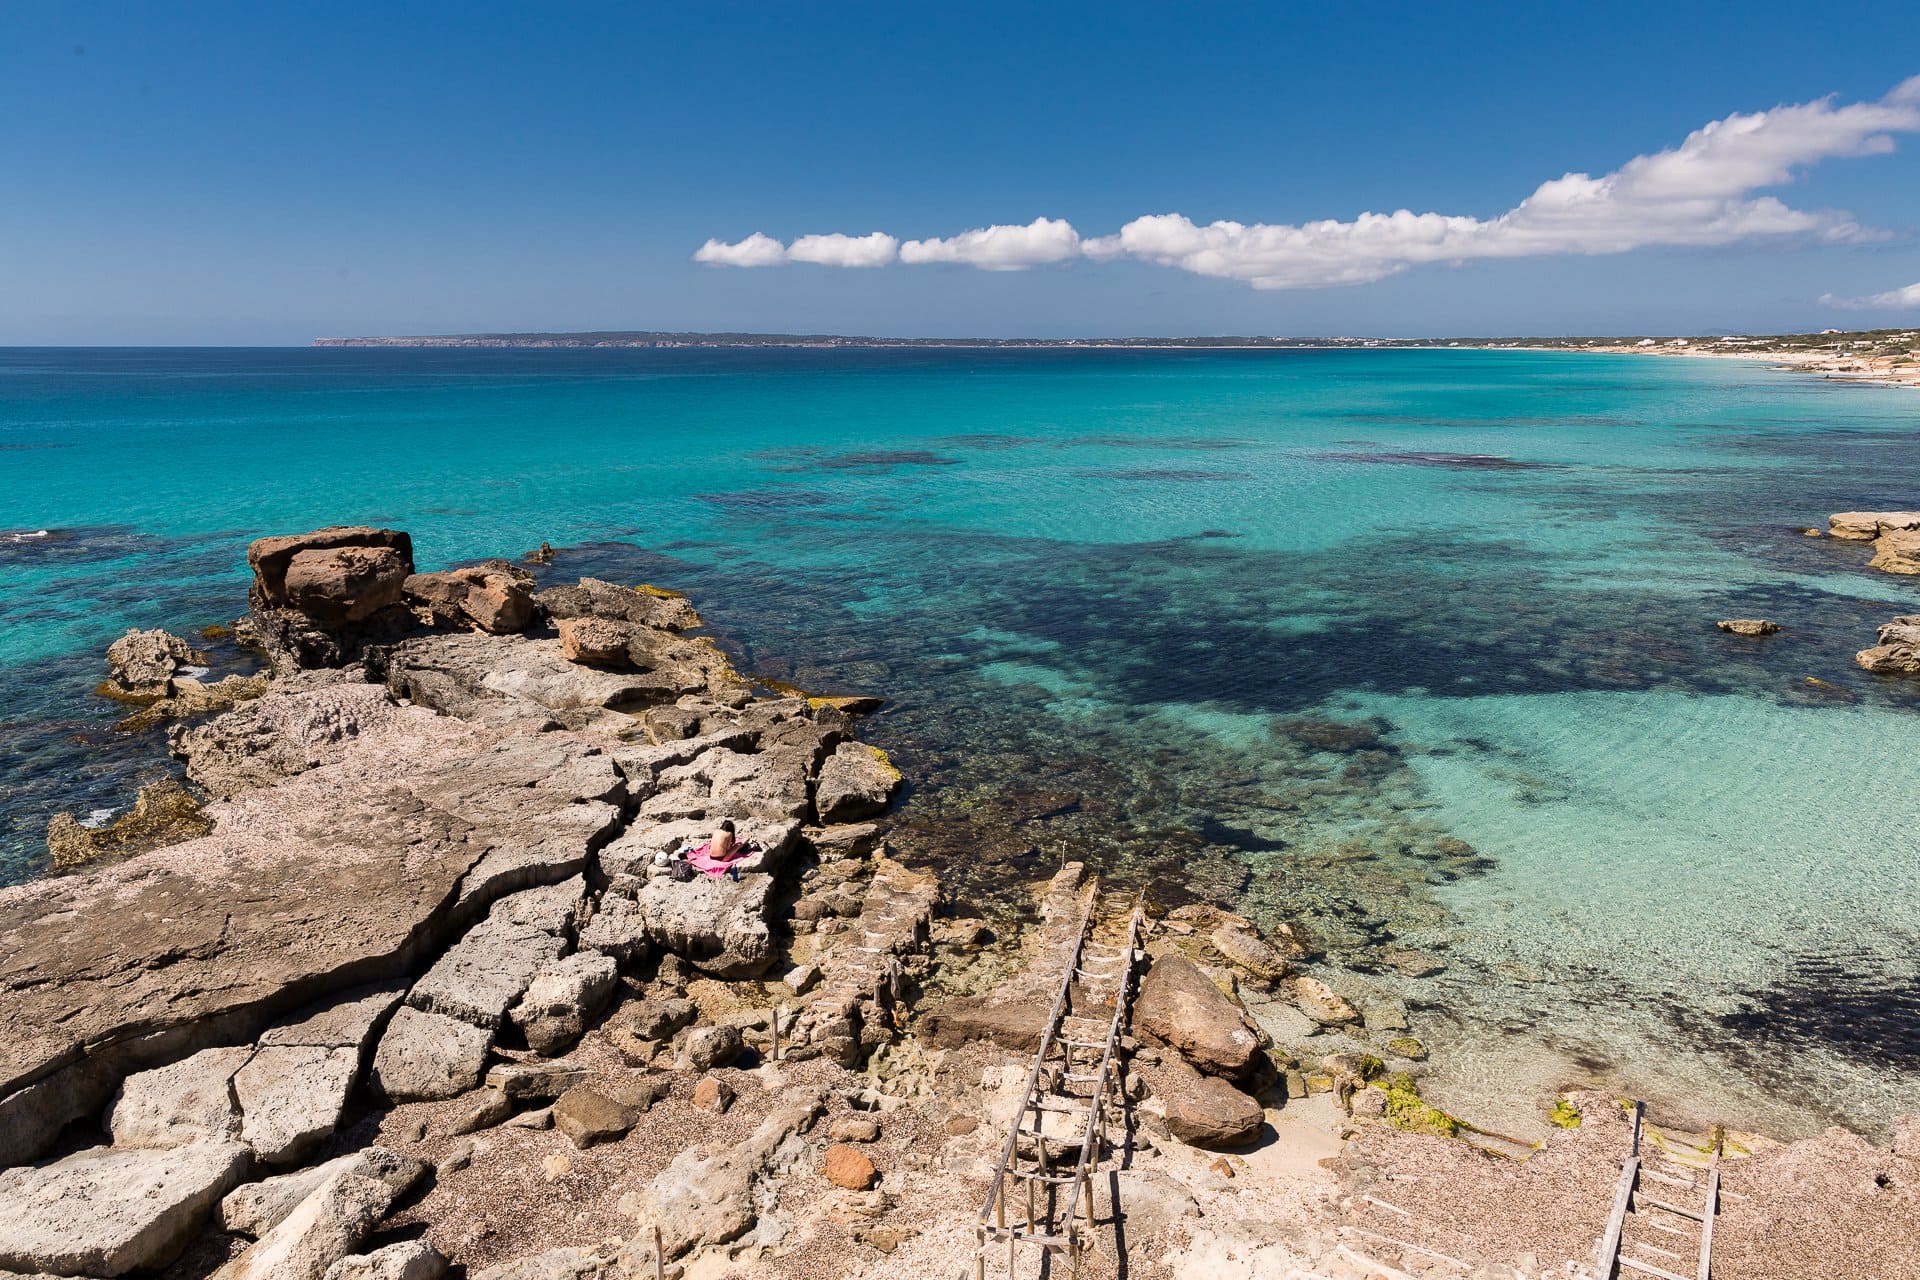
[
  {"x1": 695, "y1": 78, "x2": 1920, "y2": 291},
  {"x1": 1821, "y1": 281, "x2": 1920, "y2": 310}
]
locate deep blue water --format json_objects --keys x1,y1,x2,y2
[{"x1": 3, "y1": 345, "x2": 1918, "y2": 1137}]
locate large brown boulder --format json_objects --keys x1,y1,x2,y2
[
  {"x1": 282, "y1": 547, "x2": 412, "y2": 625},
  {"x1": 1155, "y1": 1055, "x2": 1265, "y2": 1148},
  {"x1": 405, "y1": 563, "x2": 535, "y2": 634},
  {"x1": 249, "y1": 528, "x2": 414, "y2": 613},
  {"x1": 1135, "y1": 953, "x2": 1260, "y2": 1079}
]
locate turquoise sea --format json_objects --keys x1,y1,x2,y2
[{"x1": 3, "y1": 346, "x2": 1918, "y2": 1140}]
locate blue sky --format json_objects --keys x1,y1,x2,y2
[{"x1": 3, "y1": 3, "x2": 1918, "y2": 344}]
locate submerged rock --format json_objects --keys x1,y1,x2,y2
[{"x1": 0, "y1": 1141, "x2": 251, "y2": 1276}]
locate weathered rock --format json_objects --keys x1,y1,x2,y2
[
  {"x1": 220, "y1": 1148, "x2": 423, "y2": 1239},
  {"x1": 620, "y1": 870, "x2": 779, "y2": 978},
  {"x1": 552, "y1": 1086, "x2": 637, "y2": 1149},
  {"x1": 537, "y1": 578, "x2": 701, "y2": 632},
  {"x1": 368, "y1": 1007, "x2": 493, "y2": 1102},
  {"x1": 250, "y1": 528, "x2": 415, "y2": 609},
  {"x1": 1211, "y1": 925, "x2": 1291, "y2": 981},
  {"x1": 0, "y1": 1141, "x2": 250, "y2": 1276},
  {"x1": 404, "y1": 564, "x2": 534, "y2": 635},
  {"x1": 606, "y1": 998, "x2": 696, "y2": 1051},
  {"x1": 236, "y1": 1044, "x2": 362, "y2": 1166},
  {"x1": 640, "y1": 1089, "x2": 823, "y2": 1258},
  {"x1": 169, "y1": 683, "x2": 412, "y2": 799},
  {"x1": 683, "y1": 1024, "x2": 744, "y2": 1071},
  {"x1": 468, "y1": 1247, "x2": 604, "y2": 1280},
  {"x1": 104, "y1": 628, "x2": 202, "y2": 698},
  {"x1": 1855, "y1": 617, "x2": 1920, "y2": 675},
  {"x1": 556, "y1": 617, "x2": 634, "y2": 667},
  {"x1": 112, "y1": 673, "x2": 273, "y2": 733},
  {"x1": 1136, "y1": 954, "x2": 1261, "y2": 1080},
  {"x1": 1715, "y1": 618, "x2": 1780, "y2": 636},
  {"x1": 830, "y1": 1116, "x2": 880, "y2": 1143},
  {"x1": 510, "y1": 951, "x2": 617, "y2": 1056},
  {"x1": 211, "y1": 1171, "x2": 390, "y2": 1280},
  {"x1": 484, "y1": 1061, "x2": 591, "y2": 1102},
  {"x1": 1, "y1": 702, "x2": 620, "y2": 1164},
  {"x1": 108, "y1": 1045, "x2": 250, "y2": 1149},
  {"x1": 1087, "y1": 1168, "x2": 1202, "y2": 1235},
  {"x1": 1869, "y1": 528, "x2": 1920, "y2": 575},
  {"x1": 823, "y1": 1144, "x2": 878, "y2": 1190},
  {"x1": 407, "y1": 916, "x2": 566, "y2": 1031},
  {"x1": 44, "y1": 778, "x2": 214, "y2": 872},
  {"x1": 1157, "y1": 1058, "x2": 1265, "y2": 1149},
  {"x1": 322, "y1": 1242, "x2": 448, "y2": 1280},
  {"x1": 691, "y1": 1076, "x2": 734, "y2": 1114},
  {"x1": 446, "y1": 1088, "x2": 513, "y2": 1136},
  {"x1": 1827, "y1": 511, "x2": 1920, "y2": 540},
  {"x1": 814, "y1": 742, "x2": 902, "y2": 823},
  {"x1": 1288, "y1": 975, "x2": 1361, "y2": 1025},
  {"x1": 921, "y1": 866, "x2": 1092, "y2": 1053}
]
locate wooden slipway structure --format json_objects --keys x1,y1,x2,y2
[
  {"x1": 1595, "y1": 1102, "x2": 1725, "y2": 1280},
  {"x1": 966, "y1": 887, "x2": 1145, "y2": 1279}
]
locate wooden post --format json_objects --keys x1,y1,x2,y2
[
  {"x1": 652, "y1": 1225, "x2": 664, "y2": 1280},
  {"x1": 770, "y1": 1005, "x2": 780, "y2": 1063}
]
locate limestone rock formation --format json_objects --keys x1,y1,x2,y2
[
  {"x1": 0, "y1": 1141, "x2": 251, "y2": 1276},
  {"x1": 640, "y1": 1089, "x2": 823, "y2": 1259},
  {"x1": 44, "y1": 777, "x2": 213, "y2": 871},
  {"x1": 536, "y1": 577, "x2": 701, "y2": 632},
  {"x1": 404, "y1": 563, "x2": 534, "y2": 634},
  {"x1": 211, "y1": 1171, "x2": 391, "y2": 1280},
  {"x1": 169, "y1": 683, "x2": 413, "y2": 799},
  {"x1": 368, "y1": 1007, "x2": 494, "y2": 1103},
  {"x1": 108, "y1": 1045, "x2": 250, "y2": 1149},
  {"x1": 1715, "y1": 618, "x2": 1780, "y2": 636},
  {"x1": 814, "y1": 741, "x2": 903, "y2": 822},
  {"x1": 1135, "y1": 953, "x2": 1261, "y2": 1080},
  {"x1": 1289, "y1": 974, "x2": 1361, "y2": 1025},
  {"x1": 220, "y1": 1148, "x2": 423, "y2": 1239},
  {"x1": 1856, "y1": 616, "x2": 1920, "y2": 676},
  {"x1": 510, "y1": 951, "x2": 618, "y2": 1056},
  {"x1": 1156, "y1": 1057, "x2": 1265, "y2": 1148},
  {"x1": 323, "y1": 1242, "x2": 448, "y2": 1280},
  {"x1": 1869, "y1": 527, "x2": 1920, "y2": 575},
  {"x1": 1827, "y1": 511, "x2": 1920, "y2": 540},
  {"x1": 103, "y1": 628, "x2": 203, "y2": 699}
]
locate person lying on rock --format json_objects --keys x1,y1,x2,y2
[{"x1": 674, "y1": 820, "x2": 758, "y2": 881}]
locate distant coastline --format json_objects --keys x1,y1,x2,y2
[{"x1": 313, "y1": 326, "x2": 1920, "y2": 389}]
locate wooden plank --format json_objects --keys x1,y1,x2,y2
[
  {"x1": 1620, "y1": 1255, "x2": 1691, "y2": 1280},
  {"x1": 1595, "y1": 1156, "x2": 1641, "y2": 1278},
  {"x1": 1633, "y1": 1193, "x2": 1704, "y2": 1222},
  {"x1": 1697, "y1": 1162, "x2": 1720, "y2": 1280}
]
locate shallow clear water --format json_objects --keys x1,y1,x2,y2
[{"x1": 3, "y1": 345, "x2": 1917, "y2": 1138}]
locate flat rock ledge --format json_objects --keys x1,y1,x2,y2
[{"x1": 0, "y1": 525, "x2": 910, "y2": 1280}]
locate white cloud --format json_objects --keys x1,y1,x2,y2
[
  {"x1": 899, "y1": 217, "x2": 1081, "y2": 270},
  {"x1": 693, "y1": 232, "x2": 787, "y2": 268},
  {"x1": 787, "y1": 231, "x2": 899, "y2": 267},
  {"x1": 1821, "y1": 281, "x2": 1920, "y2": 309},
  {"x1": 695, "y1": 78, "x2": 1920, "y2": 289}
]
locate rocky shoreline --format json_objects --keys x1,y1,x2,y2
[{"x1": 3, "y1": 525, "x2": 1918, "y2": 1280}]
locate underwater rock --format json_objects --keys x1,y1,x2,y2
[{"x1": 1289, "y1": 975, "x2": 1361, "y2": 1025}]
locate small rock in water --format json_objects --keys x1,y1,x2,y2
[
  {"x1": 1716, "y1": 618, "x2": 1780, "y2": 636},
  {"x1": 1289, "y1": 975, "x2": 1360, "y2": 1025}
]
